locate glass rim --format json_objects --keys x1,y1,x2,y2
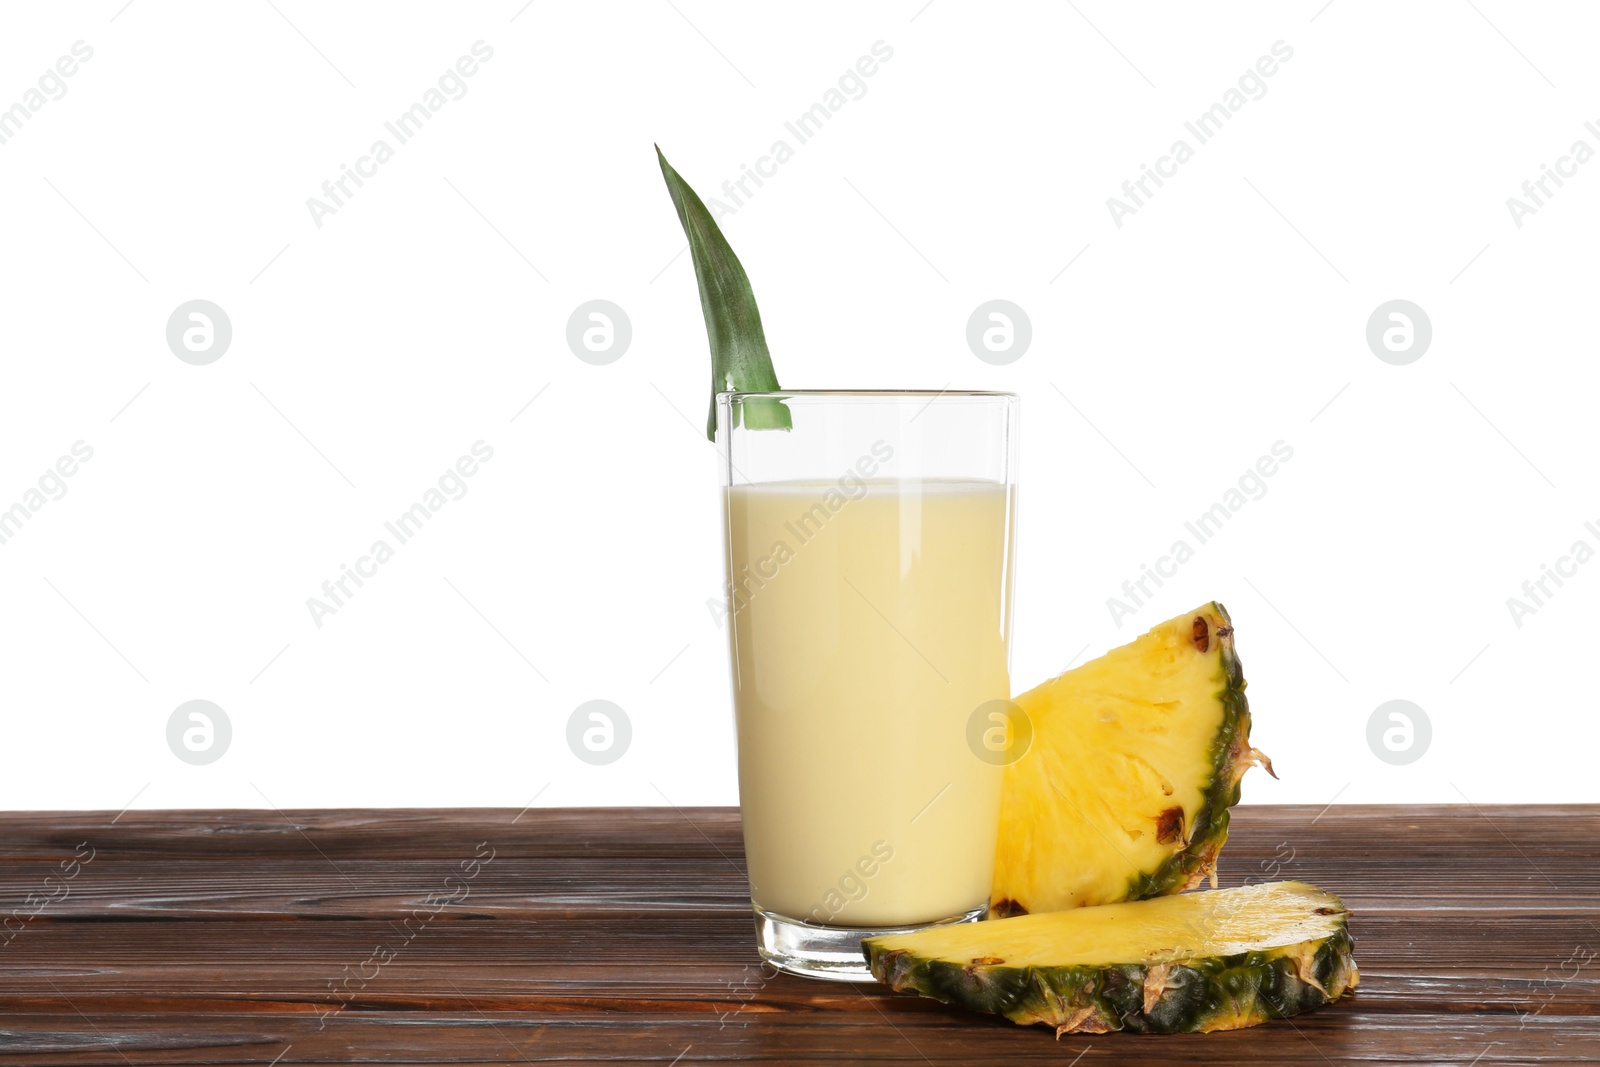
[{"x1": 717, "y1": 389, "x2": 1015, "y2": 400}]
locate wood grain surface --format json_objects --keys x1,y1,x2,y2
[{"x1": 0, "y1": 804, "x2": 1595, "y2": 1065}]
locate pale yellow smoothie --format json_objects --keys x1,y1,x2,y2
[{"x1": 724, "y1": 478, "x2": 1014, "y2": 927}]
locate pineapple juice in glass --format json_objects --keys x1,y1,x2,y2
[{"x1": 717, "y1": 390, "x2": 1018, "y2": 980}]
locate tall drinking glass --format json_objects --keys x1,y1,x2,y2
[{"x1": 716, "y1": 390, "x2": 1018, "y2": 980}]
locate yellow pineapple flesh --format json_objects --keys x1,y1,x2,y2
[{"x1": 991, "y1": 602, "x2": 1270, "y2": 915}]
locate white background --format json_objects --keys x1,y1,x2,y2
[{"x1": 1, "y1": 1, "x2": 1595, "y2": 812}]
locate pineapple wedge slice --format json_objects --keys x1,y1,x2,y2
[
  {"x1": 866, "y1": 881, "x2": 1358, "y2": 1035},
  {"x1": 991, "y1": 602, "x2": 1270, "y2": 916}
]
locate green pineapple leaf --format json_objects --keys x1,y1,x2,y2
[{"x1": 655, "y1": 145, "x2": 790, "y2": 440}]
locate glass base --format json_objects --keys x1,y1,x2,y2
[{"x1": 753, "y1": 902, "x2": 988, "y2": 982}]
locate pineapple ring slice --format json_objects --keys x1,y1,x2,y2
[{"x1": 866, "y1": 880, "x2": 1358, "y2": 1035}]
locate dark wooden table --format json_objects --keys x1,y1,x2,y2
[{"x1": 0, "y1": 805, "x2": 1595, "y2": 1065}]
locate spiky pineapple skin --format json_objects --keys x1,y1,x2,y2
[
  {"x1": 1138, "y1": 601, "x2": 1254, "y2": 899},
  {"x1": 867, "y1": 913, "x2": 1358, "y2": 1035},
  {"x1": 991, "y1": 601, "x2": 1270, "y2": 916}
]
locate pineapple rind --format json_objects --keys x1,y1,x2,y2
[
  {"x1": 867, "y1": 882, "x2": 1359, "y2": 1035},
  {"x1": 1123, "y1": 601, "x2": 1250, "y2": 902}
]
